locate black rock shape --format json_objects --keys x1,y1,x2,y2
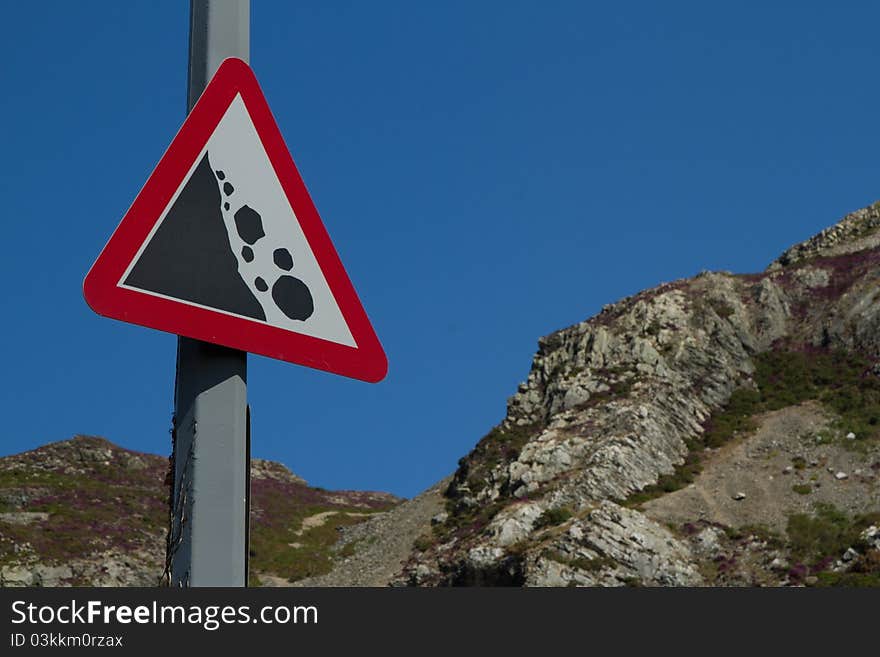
[
  {"x1": 223, "y1": 182, "x2": 234, "y2": 196},
  {"x1": 233, "y1": 205, "x2": 265, "y2": 245},
  {"x1": 273, "y1": 248, "x2": 293, "y2": 271},
  {"x1": 124, "y1": 153, "x2": 266, "y2": 321},
  {"x1": 216, "y1": 170, "x2": 225, "y2": 180},
  {"x1": 241, "y1": 246, "x2": 254, "y2": 262},
  {"x1": 224, "y1": 202, "x2": 230, "y2": 211},
  {"x1": 272, "y1": 275, "x2": 314, "y2": 321},
  {"x1": 255, "y1": 277, "x2": 268, "y2": 292}
]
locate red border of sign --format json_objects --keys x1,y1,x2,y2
[{"x1": 84, "y1": 58, "x2": 387, "y2": 383}]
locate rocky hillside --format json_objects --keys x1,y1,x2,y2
[
  {"x1": 0, "y1": 436, "x2": 398, "y2": 586},
  {"x1": 4, "y1": 202, "x2": 880, "y2": 588},
  {"x1": 387, "y1": 200, "x2": 880, "y2": 587}
]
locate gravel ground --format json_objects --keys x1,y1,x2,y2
[
  {"x1": 279, "y1": 477, "x2": 450, "y2": 587},
  {"x1": 643, "y1": 402, "x2": 880, "y2": 532}
]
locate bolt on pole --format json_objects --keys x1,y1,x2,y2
[{"x1": 166, "y1": 0, "x2": 251, "y2": 587}]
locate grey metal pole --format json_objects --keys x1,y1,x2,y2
[{"x1": 167, "y1": 0, "x2": 251, "y2": 587}]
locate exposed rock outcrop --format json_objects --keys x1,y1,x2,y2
[{"x1": 397, "y1": 201, "x2": 880, "y2": 586}]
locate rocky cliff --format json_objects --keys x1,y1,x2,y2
[{"x1": 391, "y1": 201, "x2": 880, "y2": 586}]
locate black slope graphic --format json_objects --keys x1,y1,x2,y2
[{"x1": 125, "y1": 153, "x2": 266, "y2": 321}]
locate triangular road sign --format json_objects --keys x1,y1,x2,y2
[{"x1": 84, "y1": 58, "x2": 387, "y2": 383}]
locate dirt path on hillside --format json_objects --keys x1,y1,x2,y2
[{"x1": 293, "y1": 511, "x2": 370, "y2": 536}]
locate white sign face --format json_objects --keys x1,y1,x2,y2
[
  {"x1": 121, "y1": 94, "x2": 356, "y2": 347},
  {"x1": 84, "y1": 58, "x2": 387, "y2": 382}
]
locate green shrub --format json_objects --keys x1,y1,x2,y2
[
  {"x1": 534, "y1": 507, "x2": 573, "y2": 530},
  {"x1": 545, "y1": 549, "x2": 614, "y2": 573},
  {"x1": 702, "y1": 388, "x2": 760, "y2": 448},
  {"x1": 459, "y1": 422, "x2": 543, "y2": 494},
  {"x1": 412, "y1": 534, "x2": 434, "y2": 552},
  {"x1": 786, "y1": 503, "x2": 880, "y2": 568},
  {"x1": 815, "y1": 571, "x2": 880, "y2": 587},
  {"x1": 722, "y1": 523, "x2": 781, "y2": 545},
  {"x1": 569, "y1": 555, "x2": 614, "y2": 572},
  {"x1": 709, "y1": 300, "x2": 735, "y2": 319}
]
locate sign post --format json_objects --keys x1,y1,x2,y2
[
  {"x1": 83, "y1": 0, "x2": 387, "y2": 586},
  {"x1": 168, "y1": 0, "x2": 251, "y2": 587}
]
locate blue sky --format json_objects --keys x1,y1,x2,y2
[{"x1": 3, "y1": 1, "x2": 880, "y2": 497}]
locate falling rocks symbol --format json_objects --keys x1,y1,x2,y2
[
  {"x1": 84, "y1": 57, "x2": 387, "y2": 382},
  {"x1": 124, "y1": 153, "x2": 267, "y2": 321}
]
